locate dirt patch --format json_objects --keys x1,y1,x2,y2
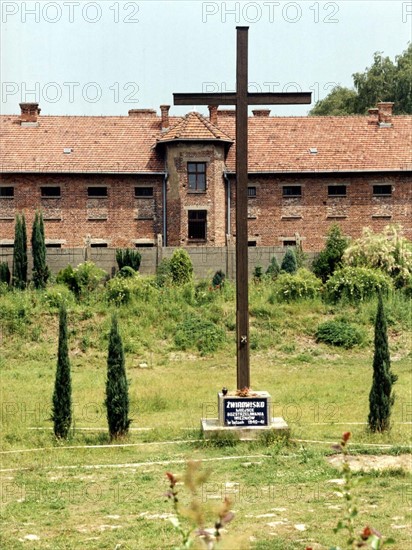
[{"x1": 327, "y1": 454, "x2": 412, "y2": 472}]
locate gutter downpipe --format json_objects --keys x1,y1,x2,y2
[
  {"x1": 162, "y1": 171, "x2": 168, "y2": 247},
  {"x1": 224, "y1": 171, "x2": 230, "y2": 239}
]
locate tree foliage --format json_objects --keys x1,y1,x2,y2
[
  {"x1": 116, "y1": 249, "x2": 141, "y2": 272},
  {"x1": 313, "y1": 224, "x2": 349, "y2": 283},
  {"x1": 12, "y1": 213, "x2": 28, "y2": 289},
  {"x1": 0, "y1": 262, "x2": 11, "y2": 285},
  {"x1": 52, "y1": 304, "x2": 72, "y2": 439},
  {"x1": 281, "y1": 248, "x2": 297, "y2": 274},
  {"x1": 105, "y1": 315, "x2": 131, "y2": 439},
  {"x1": 310, "y1": 44, "x2": 412, "y2": 115},
  {"x1": 31, "y1": 211, "x2": 50, "y2": 289},
  {"x1": 169, "y1": 249, "x2": 193, "y2": 285},
  {"x1": 368, "y1": 294, "x2": 397, "y2": 432}
]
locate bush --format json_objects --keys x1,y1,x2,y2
[
  {"x1": 155, "y1": 258, "x2": 172, "y2": 287},
  {"x1": 56, "y1": 262, "x2": 107, "y2": 298},
  {"x1": 281, "y1": 248, "x2": 297, "y2": 274},
  {"x1": 316, "y1": 320, "x2": 365, "y2": 348},
  {"x1": 312, "y1": 224, "x2": 349, "y2": 283},
  {"x1": 116, "y1": 249, "x2": 141, "y2": 272},
  {"x1": 253, "y1": 265, "x2": 263, "y2": 281},
  {"x1": 169, "y1": 249, "x2": 193, "y2": 285},
  {"x1": 343, "y1": 225, "x2": 412, "y2": 287},
  {"x1": 106, "y1": 272, "x2": 156, "y2": 305},
  {"x1": 266, "y1": 256, "x2": 280, "y2": 279},
  {"x1": 118, "y1": 266, "x2": 136, "y2": 278},
  {"x1": 325, "y1": 266, "x2": 393, "y2": 303},
  {"x1": 212, "y1": 270, "x2": 226, "y2": 288},
  {"x1": 272, "y1": 268, "x2": 322, "y2": 302},
  {"x1": 42, "y1": 285, "x2": 75, "y2": 309},
  {"x1": 175, "y1": 315, "x2": 226, "y2": 355},
  {"x1": 0, "y1": 262, "x2": 11, "y2": 285}
]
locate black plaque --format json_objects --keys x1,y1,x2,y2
[{"x1": 223, "y1": 398, "x2": 268, "y2": 427}]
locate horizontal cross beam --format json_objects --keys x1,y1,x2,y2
[{"x1": 174, "y1": 92, "x2": 312, "y2": 106}]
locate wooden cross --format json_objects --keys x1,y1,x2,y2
[{"x1": 174, "y1": 27, "x2": 311, "y2": 390}]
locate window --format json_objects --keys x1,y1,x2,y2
[
  {"x1": 188, "y1": 210, "x2": 207, "y2": 240},
  {"x1": 90, "y1": 243, "x2": 108, "y2": 248},
  {"x1": 0, "y1": 187, "x2": 14, "y2": 197},
  {"x1": 41, "y1": 186, "x2": 61, "y2": 197},
  {"x1": 45, "y1": 243, "x2": 62, "y2": 249},
  {"x1": 187, "y1": 162, "x2": 206, "y2": 192},
  {"x1": 88, "y1": 186, "x2": 107, "y2": 197},
  {"x1": 248, "y1": 186, "x2": 257, "y2": 198},
  {"x1": 283, "y1": 186, "x2": 301, "y2": 197},
  {"x1": 248, "y1": 240, "x2": 257, "y2": 247},
  {"x1": 135, "y1": 243, "x2": 154, "y2": 248},
  {"x1": 283, "y1": 240, "x2": 296, "y2": 247},
  {"x1": 373, "y1": 185, "x2": 392, "y2": 196},
  {"x1": 328, "y1": 185, "x2": 346, "y2": 196},
  {"x1": 135, "y1": 187, "x2": 153, "y2": 198}
]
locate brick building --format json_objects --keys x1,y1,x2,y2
[{"x1": 0, "y1": 101, "x2": 411, "y2": 252}]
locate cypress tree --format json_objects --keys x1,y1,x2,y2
[
  {"x1": 31, "y1": 211, "x2": 50, "y2": 289},
  {"x1": 52, "y1": 304, "x2": 72, "y2": 439},
  {"x1": 368, "y1": 294, "x2": 398, "y2": 432},
  {"x1": 281, "y1": 247, "x2": 297, "y2": 274},
  {"x1": 12, "y1": 213, "x2": 28, "y2": 289},
  {"x1": 105, "y1": 315, "x2": 131, "y2": 439}
]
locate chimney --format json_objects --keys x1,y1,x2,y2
[
  {"x1": 19, "y1": 103, "x2": 41, "y2": 122},
  {"x1": 217, "y1": 109, "x2": 236, "y2": 117},
  {"x1": 208, "y1": 105, "x2": 218, "y2": 125},
  {"x1": 128, "y1": 109, "x2": 157, "y2": 117},
  {"x1": 252, "y1": 109, "x2": 271, "y2": 117},
  {"x1": 377, "y1": 102, "x2": 394, "y2": 127},
  {"x1": 160, "y1": 105, "x2": 170, "y2": 130},
  {"x1": 368, "y1": 108, "x2": 379, "y2": 124}
]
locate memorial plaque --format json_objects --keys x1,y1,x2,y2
[{"x1": 223, "y1": 397, "x2": 269, "y2": 427}]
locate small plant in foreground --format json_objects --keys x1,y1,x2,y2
[
  {"x1": 316, "y1": 320, "x2": 364, "y2": 349},
  {"x1": 212, "y1": 270, "x2": 226, "y2": 289},
  {"x1": 51, "y1": 304, "x2": 72, "y2": 439},
  {"x1": 165, "y1": 461, "x2": 238, "y2": 549},
  {"x1": 324, "y1": 432, "x2": 395, "y2": 549},
  {"x1": 368, "y1": 294, "x2": 397, "y2": 433},
  {"x1": 116, "y1": 248, "x2": 141, "y2": 272}
]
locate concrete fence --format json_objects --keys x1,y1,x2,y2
[{"x1": 0, "y1": 246, "x2": 317, "y2": 280}]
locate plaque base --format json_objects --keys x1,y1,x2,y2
[{"x1": 201, "y1": 417, "x2": 289, "y2": 441}]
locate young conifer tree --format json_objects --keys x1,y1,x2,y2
[
  {"x1": 368, "y1": 293, "x2": 398, "y2": 432},
  {"x1": 52, "y1": 304, "x2": 72, "y2": 439},
  {"x1": 12, "y1": 213, "x2": 28, "y2": 289},
  {"x1": 31, "y1": 211, "x2": 50, "y2": 289},
  {"x1": 105, "y1": 315, "x2": 131, "y2": 439},
  {"x1": 281, "y1": 247, "x2": 297, "y2": 274}
]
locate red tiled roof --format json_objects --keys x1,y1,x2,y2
[
  {"x1": 217, "y1": 114, "x2": 412, "y2": 173},
  {"x1": 1, "y1": 110, "x2": 411, "y2": 174},
  {"x1": 157, "y1": 111, "x2": 233, "y2": 144}
]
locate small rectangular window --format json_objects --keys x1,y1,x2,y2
[
  {"x1": 188, "y1": 210, "x2": 207, "y2": 240},
  {"x1": 248, "y1": 240, "x2": 257, "y2": 247},
  {"x1": 373, "y1": 185, "x2": 392, "y2": 196},
  {"x1": 135, "y1": 187, "x2": 153, "y2": 198},
  {"x1": 283, "y1": 240, "x2": 296, "y2": 247},
  {"x1": 283, "y1": 186, "x2": 301, "y2": 197},
  {"x1": 45, "y1": 243, "x2": 62, "y2": 249},
  {"x1": 41, "y1": 186, "x2": 61, "y2": 197},
  {"x1": 135, "y1": 243, "x2": 154, "y2": 248},
  {"x1": 187, "y1": 162, "x2": 206, "y2": 192},
  {"x1": 88, "y1": 187, "x2": 107, "y2": 197},
  {"x1": 0, "y1": 187, "x2": 14, "y2": 198},
  {"x1": 248, "y1": 186, "x2": 257, "y2": 198},
  {"x1": 90, "y1": 243, "x2": 108, "y2": 248},
  {"x1": 328, "y1": 185, "x2": 346, "y2": 196}
]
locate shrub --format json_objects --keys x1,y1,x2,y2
[
  {"x1": 56, "y1": 262, "x2": 107, "y2": 298},
  {"x1": 105, "y1": 315, "x2": 131, "y2": 439},
  {"x1": 175, "y1": 315, "x2": 226, "y2": 355},
  {"x1": 272, "y1": 268, "x2": 322, "y2": 302},
  {"x1": 343, "y1": 225, "x2": 412, "y2": 287},
  {"x1": 0, "y1": 262, "x2": 11, "y2": 285},
  {"x1": 169, "y1": 249, "x2": 193, "y2": 285},
  {"x1": 42, "y1": 284, "x2": 75, "y2": 309},
  {"x1": 117, "y1": 266, "x2": 136, "y2": 278},
  {"x1": 281, "y1": 248, "x2": 297, "y2": 274},
  {"x1": 316, "y1": 320, "x2": 365, "y2": 348},
  {"x1": 368, "y1": 294, "x2": 398, "y2": 432},
  {"x1": 106, "y1": 272, "x2": 156, "y2": 305},
  {"x1": 155, "y1": 258, "x2": 172, "y2": 287},
  {"x1": 116, "y1": 248, "x2": 141, "y2": 272},
  {"x1": 194, "y1": 280, "x2": 215, "y2": 305},
  {"x1": 212, "y1": 270, "x2": 226, "y2": 288},
  {"x1": 266, "y1": 256, "x2": 280, "y2": 279},
  {"x1": 31, "y1": 211, "x2": 50, "y2": 289},
  {"x1": 253, "y1": 265, "x2": 263, "y2": 281},
  {"x1": 52, "y1": 304, "x2": 72, "y2": 439},
  {"x1": 12, "y1": 213, "x2": 27, "y2": 289},
  {"x1": 312, "y1": 224, "x2": 349, "y2": 282},
  {"x1": 325, "y1": 266, "x2": 393, "y2": 303}
]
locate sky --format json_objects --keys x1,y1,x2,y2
[{"x1": 1, "y1": 0, "x2": 411, "y2": 117}]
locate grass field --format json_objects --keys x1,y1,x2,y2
[{"x1": 0, "y1": 278, "x2": 411, "y2": 549}]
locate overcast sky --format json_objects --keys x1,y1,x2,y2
[{"x1": 1, "y1": 0, "x2": 411, "y2": 117}]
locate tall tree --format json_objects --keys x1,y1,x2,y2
[
  {"x1": 52, "y1": 304, "x2": 72, "y2": 439},
  {"x1": 368, "y1": 294, "x2": 398, "y2": 432},
  {"x1": 31, "y1": 211, "x2": 50, "y2": 289},
  {"x1": 12, "y1": 213, "x2": 28, "y2": 289},
  {"x1": 105, "y1": 315, "x2": 131, "y2": 439},
  {"x1": 311, "y1": 44, "x2": 412, "y2": 115}
]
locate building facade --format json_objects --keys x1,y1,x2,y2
[{"x1": 1, "y1": 102, "x2": 411, "y2": 251}]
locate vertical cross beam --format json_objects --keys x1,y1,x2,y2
[{"x1": 235, "y1": 27, "x2": 250, "y2": 389}]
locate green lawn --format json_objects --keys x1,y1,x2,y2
[{"x1": 0, "y1": 282, "x2": 411, "y2": 549}]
